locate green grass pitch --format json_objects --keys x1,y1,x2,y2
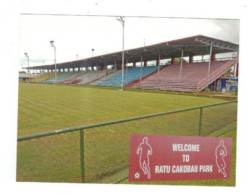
[{"x1": 17, "y1": 83, "x2": 237, "y2": 186}]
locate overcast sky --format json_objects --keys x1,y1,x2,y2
[{"x1": 19, "y1": 15, "x2": 239, "y2": 70}]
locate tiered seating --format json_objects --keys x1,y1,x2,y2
[
  {"x1": 91, "y1": 70, "x2": 121, "y2": 86},
  {"x1": 60, "y1": 72, "x2": 85, "y2": 84},
  {"x1": 76, "y1": 70, "x2": 112, "y2": 85},
  {"x1": 133, "y1": 61, "x2": 230, "y2": 92},
  {"x1": 93, "y1": 66, "x2": 159, "y2": 87},
  {"x1": 42, "y1": 72, "x2": 76, "y2": 84},
  {"x1": 28, "y1": 73, "x2": 55, "y2": 83}
]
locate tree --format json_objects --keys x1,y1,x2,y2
[{"x1": 166, "y1": 57, "x2": 188, "y2": 64}]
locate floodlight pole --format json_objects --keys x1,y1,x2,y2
[
  {"x1": 50, "y1": 41, "x2": 57, "y2": 84},
  {"x1": 24, "y1": 53, "x2": 29, "y2": 73},
  {"x1": 207, "y1": 43, "x2": 213, "y2": 77},
  {"x1": 92, "y1": 49, "x2": 94, "y2": 57},
  {"x1": 24, "y1": 52, "x2": 30, "y2": 82},
  {"x1": 117, "y1": 16, "x2": 125, "y2": 90}
]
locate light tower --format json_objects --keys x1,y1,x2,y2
[
  {"x1": 50, "y1": 40, "x2": 57, "y2": 84},
  {"x1": 24, "y1": 52, "x2": 29, "y2": 74},
  {"x1": 116, "y1": 16, "x2": 125, "y2": 90}
]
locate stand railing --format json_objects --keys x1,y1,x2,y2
[{"x1": 196, "y1": 57, "x2": 238, "y2": 92}]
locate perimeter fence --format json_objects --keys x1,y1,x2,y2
[{"x1": 17, "y1": 100, "x2": 237, "y2": 183}]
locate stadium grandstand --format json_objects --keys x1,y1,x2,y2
[{"x1": 22, "y1": 35, "x2": 239, "y2": 92}]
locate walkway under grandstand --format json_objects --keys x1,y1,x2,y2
[{"x1": 23, "y1": 35, "x2": 239, "y2": 92}]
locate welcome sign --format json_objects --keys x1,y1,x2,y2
[{"x1": 129, "y1": 135, "x2": 232, "y2": 182}]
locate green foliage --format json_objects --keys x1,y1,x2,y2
[{"x1": 167, "y1": 57, "x2": 188, "y2": 64}]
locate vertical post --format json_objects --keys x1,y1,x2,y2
[
  {"x1": 157, "y1": 53, "x2": 160, "y2": 83},
  {"x1": 171, "y1": 57, "x2": 175, "y2": 64},
  {"x1": 116, "y1": 17, "x2": 125, "y2": 90},
  {"x1": 27, "y1": 58, "x2": 29, "y2": 74},
  {"x1": 80, "y1": 130, "x2": 85, "y2": 183},
  {"x1": 140, "y1": 56, "x2": 143, "y2": 83},
  {"x1": 214, "y1": 79, "x2": 217, "y2": 92},
  {"x1": 189, "y1": 55, "x2": 194, "y2": 63},
  {"x1": 54, "y1": 47, "x2": 57, "y2": 84},
  {"x1": 211, "y1": 54, "x2": 216, "y2": 61},
  {"x1": 105, "y1": 61, "x2": 107, "y2": 76},
  {"x1": 198, "y1": 107, "x2": 203, "y2": 136},
  {"x1": 207, "y1": 43, "x2": 213, "y2": 77},
  {"x1": 178, "y1": 49, "x2": 184, "y2": 82},
  {"x1": 144, "y1": 60, "x2": 147, "y2": 67},
  {"x1": 236, "y1": 62, "x2": 239, "y2": 77},
  {"x1": 121, "y1": 19, "x2": 124, "y2": 90},
  {"x1": 92, "y1": 49, "x2": 94, "y2": 57},
  {"x1": 50, "y1": 41, "x2": 57, "y2": 84},
  {"x1": 24, "y1": 53, "x2": 30, "y2": 83},
  {"x1": 125, "y1": 59, "x2": 128, "y2": 84},
  {"x1": 28, "y1": 59, "x2": 30, "y2": 83}
]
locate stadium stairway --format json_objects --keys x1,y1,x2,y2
[
  {"x1": 92, "y1": 66, "x2": 159, "y2": 87},
  {"x1": 133, "y1": 58, "x2": 238, "y2": 92},
  {"x1": 196, "y1": 57, "x2": 238, "y2": 92},
  {"x1": 75, "y1": 70, "x2": 114, "y2": 85},
  {"x1": 86, "y1": 74, "x2": 108, "y2": 85},
  {"x1": 126, "y1": 65, "x2": 166, "y2": 88},
  {"x1": 60, "y1": 72, "x2": 85, "y2": 84},
  {"x1": 42, "y1": 72, "x2": 76, "y2": 84},
  {"x1": 90, "y1": 70, "x2": 121, "y2": 86}
]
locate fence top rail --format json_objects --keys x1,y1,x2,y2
[{"x1": 17, "y1": 100, "x2": 237, "y2": 141}]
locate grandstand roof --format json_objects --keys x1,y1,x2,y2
[{"x1": 26, "y1": 35, "x2": 239, "y2": 70}]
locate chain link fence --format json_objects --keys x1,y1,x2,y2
[{"x1": 17, "y1": 101, "x2": 237, "y2": 183}]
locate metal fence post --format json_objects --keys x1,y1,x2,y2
[
  {"x1": 198, "y1": 107, "x2": 203, "y2": 136},
  {"x1": 80, "y1": 130, "x2": 85, "y2": 183}
]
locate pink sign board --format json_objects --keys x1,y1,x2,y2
[{"x1": 129, "y1": 134, "x2": 232, "y2": 182}]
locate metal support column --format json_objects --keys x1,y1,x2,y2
[
  {"x1": 105, "y1": 61, "x2": 107, "y2": 76},
  {"x1": 50, "y1": 41, "x2": 57, "y2": 84},
  {"x1": 178, "y1": 50, "x2": 184, "y2": 82},
  {"x1": 80, "y1": 130, "x2": 85, "y2": 183},
  {"x1": 157, "y1": 53, "x2": 160, "y2": 83},
  {"x1": 125, "y1": 59, "x2": 128, "y2": 83},
  {"x1": 207, "y1": 43, "x2": 213, "y2": 77},
  {"x1": 116, "y1": 16, "x2": 125, "y2": 90},
  {"x1": 140, "y1": 56, "x2": 143, "y2": 83}
]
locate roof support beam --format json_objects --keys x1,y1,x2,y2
[{"x1": 195, "y1": 37, "x2": 238, "y2": 51}]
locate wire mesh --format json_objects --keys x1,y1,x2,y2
[
  {"x1": 83, "y1": 109, "x2": 199, "y2": 183},
  {"x1": 201, "y1": 102, "x2": 237, "y2": 136},
  {"x1": 16, "y1": 101, "x2": 237, "y2": 183},
  {"x1": 17, "y1": 131, "x2": 81, "y2": 183}
]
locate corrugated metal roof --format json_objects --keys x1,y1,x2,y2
[{"x1": 26, "y1": 35, "x2": 239, "y2": 70}]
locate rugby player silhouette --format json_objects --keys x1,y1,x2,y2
[
  {"x1": 215, "y1": 140, "x2": 227, "y2": 177},
  {"x1": 136, "y1": 137, "x2": 152, "y2": 179}
]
